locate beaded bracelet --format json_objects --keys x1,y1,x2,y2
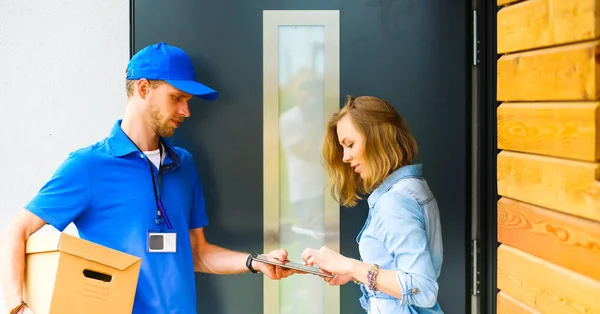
[
  {"x1": 367, "y1": 263, "x2": 379, "y2": 291},
  {"x1": 9, "y1": 301, "x2": 27, "y2": 314}
]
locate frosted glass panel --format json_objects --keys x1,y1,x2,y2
[{"x1": 278, "y1": 25, "x2": 325, "y2": 314}]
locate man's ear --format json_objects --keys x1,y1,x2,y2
[{"x1": 137, "y1": 79, "x2": 150, "y2": 99}]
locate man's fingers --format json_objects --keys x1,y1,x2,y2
[
  {"x1": 269, "y1": 266, "x2": 297, "y2": 279},
  {"x1": 294, "y1": 269, "x2": 308, "y2": 275},
  {"x1": 277, "y1": 249, "x2": 289, "y2": 260},
  {"x1": 269, "y1": 248, "x2": 288, "y2": 261},
  {"x1": 263, "y1": 264, "x2": 276, "y2": 279},
  {"x1": 281, "y1": 268, "x2": 295, "y2": 278},
  {"x1": 274, "y1": 267, "x2": 281, "y2": 279},
  {"x1": 278, "y1": 268, "x2": 287, "y2": 278}
]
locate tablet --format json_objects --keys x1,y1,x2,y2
[{"x1": 251, "y1": 254, "x2": 334, "y2": 278}]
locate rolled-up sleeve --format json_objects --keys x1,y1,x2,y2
[{"x1": 375, "y1": 192, "x2": 439, "y2": 308}]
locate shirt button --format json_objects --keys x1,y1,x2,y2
[
  {"x1": 139, "y1": 154, "x2": 144, "y2": 158},
  {"x1": 412, "y1": 288, "x2": 419, "y2": 294}
]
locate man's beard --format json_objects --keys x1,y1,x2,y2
[{"x1": 146, "y1": 101, "x2": 176, "y2": 138}]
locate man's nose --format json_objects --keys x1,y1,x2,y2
[{"x1": 180, "y1": 102, "x2": 191, "y2": 117}]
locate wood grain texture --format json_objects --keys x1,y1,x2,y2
[
  {"x1": 497, "y1": 245, "x2": 600, "y2": 313},
  {"x1": 497, "y1": 151, "x2": 600, "y2": 222},
  {"x1": 498, "y1": 197, "x2": 600, "y2": 281},
  {"x1": 497, "y1": 291, "x2": 540, "y2": 314},
  {"x1": 498, "y1": 0, "x2": 600, "y2": 54},
  {"x1": 498, "y1": 0, "x2": 524, "y2": 6},
  {"x1": 497, "y1": 40, "x2": 600, "y2": 101},
  {"x1": 497, "y1": 102, "x2": 600, "y2": 162}
]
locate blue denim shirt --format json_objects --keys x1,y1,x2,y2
[{"x1": 356, "y1": 164, "x2": 444, "y2": 313}]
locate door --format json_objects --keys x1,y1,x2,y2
[{"x1": 133, "y1": 1, "x2": 469, "y2": 313}]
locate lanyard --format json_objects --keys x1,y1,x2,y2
[
  {"x1": 145, "y1": 143, "x2": 173, "y2": 229},
  {"x1": 126, "y1": 136, "x2": 173, "y2": 229}
]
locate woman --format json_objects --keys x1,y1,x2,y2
[{"x1": 301, "y1": 96, "x2": 444, "y2": 313}]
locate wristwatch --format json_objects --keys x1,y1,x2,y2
[{"x1": 246, "y1": 253, "x2": 258, "y2": 273}]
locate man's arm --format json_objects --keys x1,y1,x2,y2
[
  {"x1": 0, "y1": 210, "x2": 47, "y2": 310},
  {"x1": 189, "y1": 228, "x2": 294, "y2": 279}
]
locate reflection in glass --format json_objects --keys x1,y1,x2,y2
[{"x1": 278, "y1": 25, "x2": 326, "y2": 314}]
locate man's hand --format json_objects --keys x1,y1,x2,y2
[{"x1": 252, "y1": 249, "x2": 296, "y2": 280}]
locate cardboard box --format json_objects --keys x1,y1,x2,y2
[{"x1": 23, "y1": 232, "x2": 142, "y2": 314}]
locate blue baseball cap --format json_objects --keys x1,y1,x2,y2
[{"x1": 126, "y1": 42, "x2": 219, "y2": 101}]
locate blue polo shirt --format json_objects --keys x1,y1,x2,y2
[{"x1": 25, "y1": 120, "x2": 208, "y2": 314}]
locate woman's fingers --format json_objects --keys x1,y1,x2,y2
[{"x1": 301, "y1": 248, "x2": 320, "y2": 265}]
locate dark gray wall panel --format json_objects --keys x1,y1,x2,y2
[{"x1": 133, "y1": 1, "x2": 469, "y2": 313}]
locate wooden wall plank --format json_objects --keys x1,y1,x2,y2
[
  {"x1": 498, "y1": 0, "x2": 599, "y2": 54},
  {"x1": 498, "y1": 0, "x2": 523, "y2": 6},
  {"x1": 497, "y1": 102, "x2": 600, "y2": 162},
  {"x1": 498, "y1": 197, "x2": 600, "y2": 281},
  {"x1": 497, "y1": 291, "x2": 540, "y2": 314},
  {"x1": 497, "y1": 245, "x2": 600, "y2": 313},
  {"x1": 497, "y1": 40, "x2": 600, "y2": 101},
  {"x1": 497, "y1": 151, "x2": 600, "y2": 222}
]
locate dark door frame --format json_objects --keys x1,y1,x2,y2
[
  {"x1": 476, "y1": 0, "x2": 499, "y2": 313},
  {"x1": 129, "y1": 0, "x2": 135, "y2": 58}
]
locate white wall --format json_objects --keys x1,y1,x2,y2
[{"x1": 0, "y1": 0, "x2": 128, "y2": 310}]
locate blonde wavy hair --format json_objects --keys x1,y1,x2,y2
[{"x1": 322, "y1": 96, "x2": 418, "y2": 207}]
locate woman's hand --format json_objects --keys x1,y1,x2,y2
[
  {"x1": 301, "y1": 246, "x2": 356, "y2": 276},
  {"x1": 325, "y1": 273, "x2": 354, "y2": 286}
]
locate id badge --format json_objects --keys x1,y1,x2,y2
[{"x1": 147, "y1": 229, "x2": 177, "y2": 253}]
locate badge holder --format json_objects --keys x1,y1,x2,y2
[{"x1": 147, "y1": 216, "x2": 177, "y2": 253}]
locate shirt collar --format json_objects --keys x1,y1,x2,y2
[
  {"x1": 106, "y1": 119, "x2": 180, "y2": 166},
  {"x1": 367, "y1": 164, "x2": 423, "y2": 208}
]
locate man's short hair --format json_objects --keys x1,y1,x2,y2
[{"x1": 125, "y1": 80, "x2": 165, "y2": 98}]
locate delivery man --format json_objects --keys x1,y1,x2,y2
[{"x1": 0, "y1": 42, "x2": 295, "y2": 314}]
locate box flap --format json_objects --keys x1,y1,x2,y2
[
  {"x1": 25, "y1": 232, "x2": 62, "y2": 254},
  {"x1": 58, "y1": 233, "x2": 141, "y2": 270},
  {"x1": 27, "y1": 233, "x2": 141, "y2": 271}
]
